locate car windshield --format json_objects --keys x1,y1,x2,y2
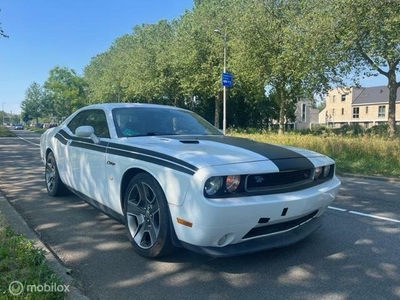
[{"x1": 112, "y1": 107, "x2": 223, "y2": 137}]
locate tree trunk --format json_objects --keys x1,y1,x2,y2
[
  {"x1": 387, "y1": 68, "x2": 399, "y2": 138},
  {"x1": 278, "y1": 86, "x2": 286, "y2": 135},
  {"x1": 214, "y1": 93, "x2": 221, "y2": 129}
]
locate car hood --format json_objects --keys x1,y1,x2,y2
[{"x1": 119, "y1": 135, "x2": 324, "y2": 171}]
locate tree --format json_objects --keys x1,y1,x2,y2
[
  {"x1": 230, "y1": 0, "x2": 321, "y2": 134},
  {"x1": 0, "y1": 9, "x2": 8, "y2": 38},
  {"x1": 44, "y1": 66, "x2": 87, "y2": 120},
  {"x1": 173, "y1": 0, "x2": 234, "y2": 127},
  {"x1": 332, "y1": 0, "x2": 400, "y2": 137},
  {"x1": 20, "y1": 82, "x2": 48, "y2": 124}
]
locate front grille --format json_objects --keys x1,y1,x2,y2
[
  {"x1": 242, "y1": 210, "x2": 318, "y2": 239},
  {"x1": 245, "y1": 169, "x2": 314, "y2": 192}
]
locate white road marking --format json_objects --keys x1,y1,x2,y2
[
  {"x1": 328, "y1": 206, "x2": 400, "y2": 224},
  {"x1": 328, "y1": 206, "x2": 347, "y2": 212},
  {"x1": 18, "y1": 136, "x2": 40, "y2": 146},
  {"x1": 348, "y1": 211, "x2": 400, "y2": 224}
]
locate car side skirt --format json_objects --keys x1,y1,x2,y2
[{"x1": 67, "y1": 186, "x2": 125, "y2": 224}]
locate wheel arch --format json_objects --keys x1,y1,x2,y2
[
  {"x1": 120, "y1": 168, "x2": 151, "y2": 211},
  {"x1": 45, "y1": 147, "x2": 53, "y2": 158},
  {"x1": 120, "y1": 168, "x2": 181, "y2": 254}
]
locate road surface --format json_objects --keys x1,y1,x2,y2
[{"x1": 0, "y1": 130, "x2": 399, "y2": 300}]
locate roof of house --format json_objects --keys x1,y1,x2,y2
[{"x1": 352, "y1": 86, "x2": 400, "y2": 105}]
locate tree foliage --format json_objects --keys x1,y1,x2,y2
[
  {"x1": 24, "y1": 0, "x2": 399, "y2": 136},
  {"x1": 331, "y1": 0, "x2": 400, "y2": 137},
  {"x1": 20, "y1": 82, "x2": 50, "y2": 124},
  {"x1": 44, "y1": 66, "x2": 87, "y2": 120},
  {"x1": 0, "y1": 9, "x2": 8, "y2": 38}
]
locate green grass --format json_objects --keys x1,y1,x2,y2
[
  {"x1": 28, "y1": 128, "x2": 47, "y2": 134},
  {"x1": 229, "y1": 131, "x2": 400, "y2": 178},
  {"x1": 0, "y1": 127, "x2": 15, "y2": 137},
  {"x1": 0, "y1": 215, "x2": 65, "y2": 299}
]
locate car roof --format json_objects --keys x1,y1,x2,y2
[{"x1": 82, "y1": 103, "x2": 184, "y2": 111}]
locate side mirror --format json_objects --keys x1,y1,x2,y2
[{"x1": 75, "y1": 126, "x2": 100, "y2": 144}]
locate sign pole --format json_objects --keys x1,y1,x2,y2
[{"x1": 222, "y1": 32, "x2": 227, "y2": 135}]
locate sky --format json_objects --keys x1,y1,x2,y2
[{"x1": 0, "y1": 0, "x2": 389, "y2": 115}]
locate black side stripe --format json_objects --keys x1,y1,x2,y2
[
  {"x1": 106, "y1": 147, "x2": 195, "y2": 175},
  {"x1": 54, "y1": 129, "x2": 197, "y2": 175},
  {"x1": 70, "y1": 140, "x2": 108, "y2": 153},
  {"x1": 55, "y1": 133, "x2": 68, "y2": 145},
  {"x1": 107, "y1": 142, "x2": 198, "y2": 173}
]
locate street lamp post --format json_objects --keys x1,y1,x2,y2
[
  {"x1": 2, "y1": 102, "x2": 6, "y2": 126},
  {"x1": 214, "y1": 29, "x2": 227, "y2": 134}
]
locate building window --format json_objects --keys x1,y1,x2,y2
[
  {"x1": 332, "y1": 109, "x2": 335, "y2": 117},
  {"x1": 332, "y1": 95, "x2": 336, "y2": 103},
  {"x1": 341, "y1": 108, "x2": 344, "y2": 115},
  {"x1": 341, "y1": 94, "x2": 346, "y2": 101},
  {"x1": 365, "y1": 106, "x2": 368, "y2": 114},
  {"x1": 378, "y1": 106, "x2": 386, "y2": 118},
  {"x1": 301, "y1": 103, "x2": 306, "y2": 122},
  {"x1": 353, "y1": 107, "x2": 359, "y2": 119}
]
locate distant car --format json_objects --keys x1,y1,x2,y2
[
  {"x1": 13, "y1": 123, "x2": 24, "y2": 130},
  {"x1": 40, "y1": 103, "x2": 341, "y2": 258}
]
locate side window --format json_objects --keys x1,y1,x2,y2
[
  {"x1": 67, "y1": 111, "x2": 86, "y2": 134},
  {"x1": 67, "y1": 109, "x2": 110, "y2": 138},
  {"x1": 85, "y1": 110, "x2": 110, "y2": 138}
]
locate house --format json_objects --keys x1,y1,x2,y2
[
  {"x1": 319, "y1": 86, "x2": 400, "y2": 128},
  {"x1": 294, "y1": 98, "x2": 320, "y2": 130}
]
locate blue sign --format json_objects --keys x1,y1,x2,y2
[{"x1": 222, "y1": 72, "x2": 233, "y2": 87}]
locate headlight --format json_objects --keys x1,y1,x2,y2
[
  {"x1": 204, "y1": 176, "x2": 223, "y2": 196},
  {"x1": 226, "y1": 175, "x2": 241, "y2": 193},
  {"x1": 314, "y1": 167, "x2": 323, "y2": 179},
  {"x1": 323, "y1": 165, "x2": 331, "y2": 177}
]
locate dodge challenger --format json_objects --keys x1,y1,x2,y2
[{"x1": 40, "y1": 103, "x2": 341, "y2": 258}]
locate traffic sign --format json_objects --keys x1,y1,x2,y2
[{"x1": 222, "y1": 72, "x2": 233, "y2": 87}]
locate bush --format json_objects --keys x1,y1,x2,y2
[
  {"x1": 366, "y1": 124, "x2": 400, "y2": 137},
  {"x1": 331, "y1": 123, "x2": 365, "y2": 136}
]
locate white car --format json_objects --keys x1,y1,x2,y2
[{"x1": 40, "y1": 103, "x2": 341, "y2": 258}]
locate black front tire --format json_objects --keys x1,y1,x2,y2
[
  {"x1": 124, "y1": 173, "x2": 176, "y2": 258},
  {"x1": 45, "y1": 152, "x2": 69, "y2": 197}
]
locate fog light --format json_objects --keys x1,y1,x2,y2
[
  {"x1": 217, "y1": 233, "x2": 234, "y2": 246},
  {"x1": 218, "y1": 235, "x2": 228, "y2": 246}
]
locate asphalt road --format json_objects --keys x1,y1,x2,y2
[{"x1": 1, "y1": 130, "x2": 399, "y2": 300}]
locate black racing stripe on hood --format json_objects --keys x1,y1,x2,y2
[{"x1": 171, "y1": 135, "x2": 315, "y2": 171}]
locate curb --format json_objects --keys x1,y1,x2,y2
[{"x1": 0, "y1": 194, "x2": 89, "y2": 300}]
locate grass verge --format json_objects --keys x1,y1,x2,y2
[
  {"x1": 0, "y1": 127, "x2": 15, "y2": 137},
  {"x1": 29, "y1": 128, "x2": 46, "y2": 135},
  {"x1": 0, "y1": 214, "x2": 65, "y2": 299},
  {"x1": 230, "y1": 132, "x2": 400, "y2": 178}
]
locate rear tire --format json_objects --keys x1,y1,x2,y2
[
  {"x1": 124, "y1": 173, "x2": 176, "y2": 258},
  {"x1": 45, "y1": 152, "x2": 69, "y2": 196}
]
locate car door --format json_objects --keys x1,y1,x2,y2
[{"x1": 64, "y1": 109, "x2": 111, "y2": 206}]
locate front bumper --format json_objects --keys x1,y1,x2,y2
[
  {"x1": 179, "y1": 215, "x2": 322, "y2": 257},
  {"x1": 169, "y1": 176, "x2": 340, "y2": 256}
]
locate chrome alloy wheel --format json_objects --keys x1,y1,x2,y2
[
  {"x1": 126, "y1": 182, "x2": 161, "y2": 249},
  {"x1": 45, "y1": 154, "x2": 57, "y2": 193}
]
